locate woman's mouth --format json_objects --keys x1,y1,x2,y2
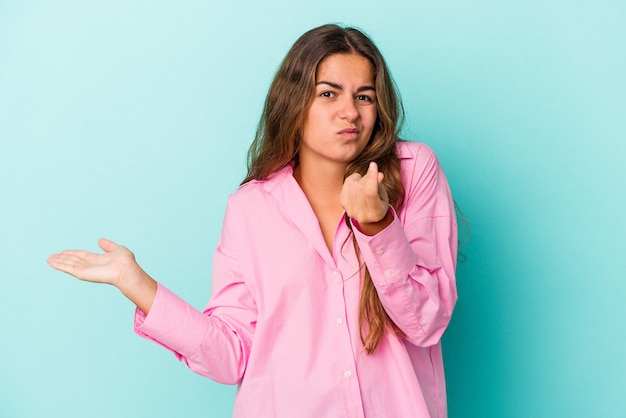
[{"x1": 338, "y1": 128, "x2": 359, "y2": 139}]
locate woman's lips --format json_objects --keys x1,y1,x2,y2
[{"x1": 338, "y1": 128, "x2": 359, "y2": 139}]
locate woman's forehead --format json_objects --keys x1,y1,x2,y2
[{"x1": 315, "y1": 53, "x2": 375, "y2": 84}]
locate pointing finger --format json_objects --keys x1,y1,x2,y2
[
  {"x1": 365, "y1": 162, "x2": 380, "y2": 197},
  {"x1": 367, "y1": 162, "x2": 384, "y2": 183}
]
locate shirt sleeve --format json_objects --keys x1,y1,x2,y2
[
  {"x1": 352, "y1": 144, "x2": 458, "y2": 347},
  {"x1": 134, "y1": 204, "x2": 257, "y2": 385}
]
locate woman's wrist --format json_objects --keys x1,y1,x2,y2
[
  {"x1": 118, "y1": 265, "x2": 158, "y2": 315},
  {"x1": 353, "y1": 208, "x2": 393, "y2": 236}
]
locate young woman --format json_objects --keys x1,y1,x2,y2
[{"x1": 48, "y1": 24, "x2": 458, "y2": 418}]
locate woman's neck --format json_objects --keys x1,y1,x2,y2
[{"x1": 293, "y1": 159, "x2": 346, "y2": 199}]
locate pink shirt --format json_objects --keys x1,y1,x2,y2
[{"x1": 135, "y1": 141, "x2": 458, "y2": 418}]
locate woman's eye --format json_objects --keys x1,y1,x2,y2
[
  {"x1": 320, "y1": 91, "x2": 335, "y2": 98},
  {"x1": 356, "y1": 94, "x2": 373, "y2": 102}
]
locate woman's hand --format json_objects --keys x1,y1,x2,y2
[
  {"x1": 48, "y1": 238, "x2": 137, "y2": 286},
  {"x1": 340, "y1": 161, "x2": 393, "y2": 235},
  {"x1": 48, "y1": 238, "x2": 157, "y2": 314}
]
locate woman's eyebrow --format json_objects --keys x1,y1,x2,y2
[{"x1": 316, "y1": 81, "x2": 376, "y2": 92}]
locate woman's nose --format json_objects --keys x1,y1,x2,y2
[{"x1": 337, "y1": 97, "x2": 358, "y2": 121}]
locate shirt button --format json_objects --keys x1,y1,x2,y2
[
  {"x1": 344, "y1": 370, "x2": 352, "y2": 378},
  {"x1": 384, "y1": 269, "x2": 393, "y2": 277},
  {"x1": 376, "y1": 249, "x2": 384, "y2": 255},
  {"x1": 332, "y1": 270, "x2": 339, "y2": 276},
  {"x1": 336, "y1": 318, "x2": 343, "y2": 325}
]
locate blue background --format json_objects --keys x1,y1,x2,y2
[{"x1": 1, "y1": 1, "x2": 625, "y2": 417}]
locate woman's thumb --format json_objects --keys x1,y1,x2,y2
[{"x1": 98, "y1": 237, "x2": 117, "y2": 253}]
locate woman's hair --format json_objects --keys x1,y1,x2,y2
[{"x1": 244, "y1": 24, "x2": 406, "y2": 354}]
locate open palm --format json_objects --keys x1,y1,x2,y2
[{"x1": 48, "y1": 238, "x2": 138, "y2": 288}]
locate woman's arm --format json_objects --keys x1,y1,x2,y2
[
  {"x1": 48, "y1": 235, "x2": 255, "y2": 384},
  {"x1": 343, "y1": 144, "x2": 458, "y2": 347}
]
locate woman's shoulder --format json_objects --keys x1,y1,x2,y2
[
  {"x1": 396, "y1": 140, "x2": 440, "y2": 172},
  {"x1": 228, "y1": 165, "x2": 293, "y2": 205},
  {"x1": 396, "y1": 140, "x2": 436, "y2": 159}
]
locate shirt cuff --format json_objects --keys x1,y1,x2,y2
[
  {"x1": 133, "y1": 283, "x2": 206, "y2": 359},
  {"x1": 351, "y1": 209, "x2": 422, "y2": 289}
]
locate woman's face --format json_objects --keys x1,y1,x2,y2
[{"x1": 299, "y1": 53, "x2": 377, "y2": 169}]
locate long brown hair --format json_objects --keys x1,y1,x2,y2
[{"x1": 244, "y1": 24, "x2": 406, "y2": 353}]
